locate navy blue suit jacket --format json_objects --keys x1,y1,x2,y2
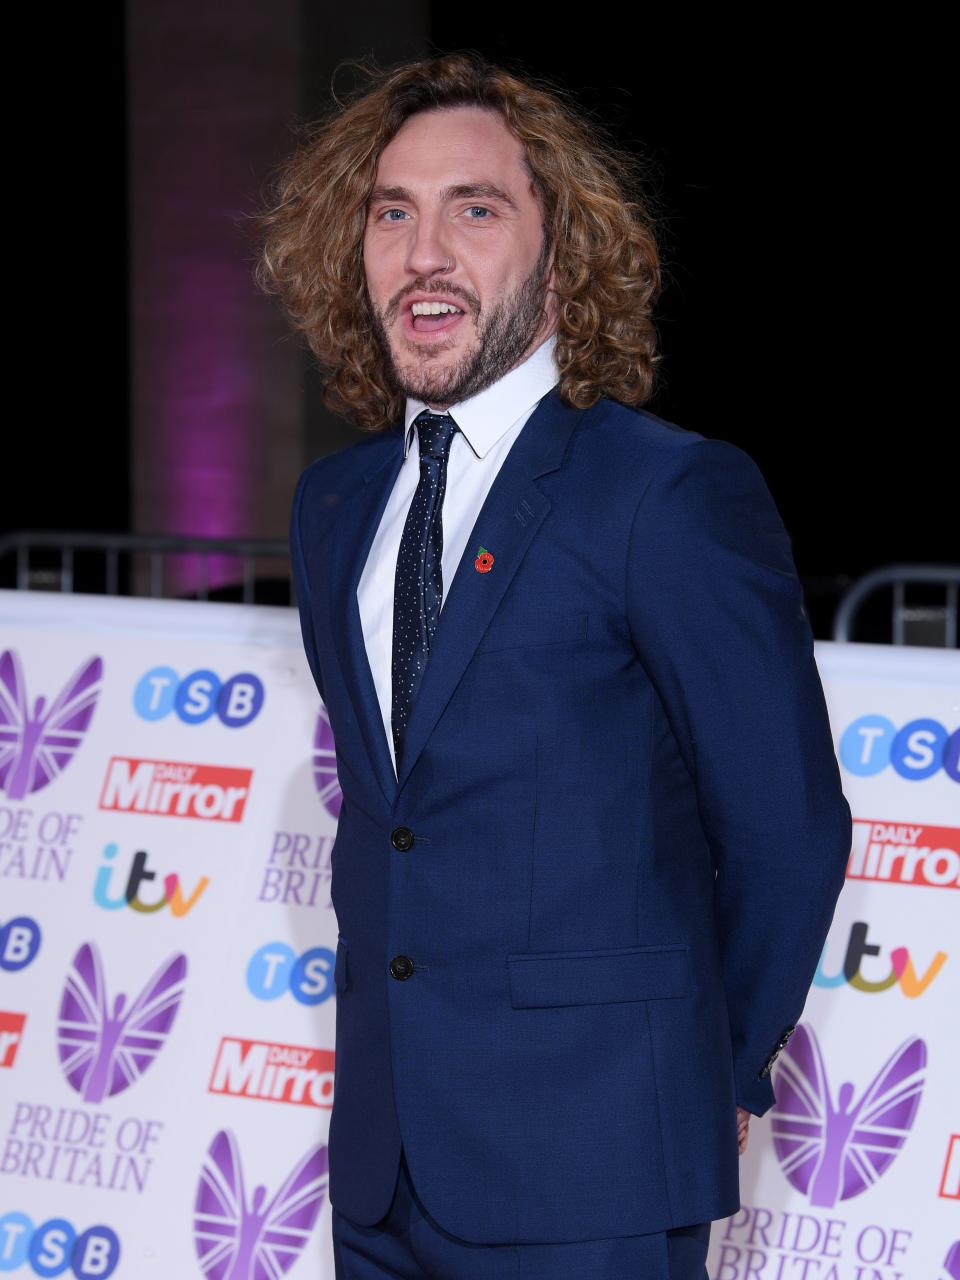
[{"x1": 290, "y1": 386, "x2": 852, "y2": 1243}]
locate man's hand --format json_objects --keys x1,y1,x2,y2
[{"x1": 736, "y1": 1105, "x2": 751, "y2": 1155}]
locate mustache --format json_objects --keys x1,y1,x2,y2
[{"x1": 385, "y1": 280, "x2": 480, "y2": 324}]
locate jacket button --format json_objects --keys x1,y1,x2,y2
[
  {"x1": 389, "y1": 955, "x2": 414, "y2": 980},
  {"x1": 391, "y1": 826, "x2": 414, "y2": 851}
]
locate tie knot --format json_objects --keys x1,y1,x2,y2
[{"x1": 414, "y1": 411, "x2": 460, "y2": 461}]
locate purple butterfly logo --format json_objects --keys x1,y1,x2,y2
[
  {"x1": 193, "y1": 1129, "x2": 329, "y2": 1278},
  {"x1": 943, "y1": 1241, "x2": 960, "y2": 1280},
  {"x1": 57, "y1": 941, "x2": 187, "y2": 1103},
  {"x1": 771, "y1": 1022, "x2": 926, "y2": 1207},
  {"x1": 0, "y1": 649, "x2": 103, "y2": 798},
  {"x1": 312, "y1": 704, "x2": 341, "y2": 819}
]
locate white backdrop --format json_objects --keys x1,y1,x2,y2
[{"x1": 0, "y1": 590, "x2": 956, "y2": 1279}]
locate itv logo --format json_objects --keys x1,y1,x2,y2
[
  {"x1": 93, "y1": 843, "x2": 209, "y2": 917},
  {"x1": 814, "y1": 920, "x2": 947, "y2": 996}
]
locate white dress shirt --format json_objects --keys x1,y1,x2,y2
[{"x1": 357, "y1": 332, "x2": 560, "y2": 778}]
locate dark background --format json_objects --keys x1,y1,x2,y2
[{"x1": 9, "y1": 8, "x2": 953, "y2": 638}]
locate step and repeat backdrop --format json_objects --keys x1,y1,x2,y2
[{"x1": 0, "y1": 590, "x2": 957, "y2": 1279}]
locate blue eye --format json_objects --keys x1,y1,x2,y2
[
  {"x1": 467, "y1": 206, "x2": 491, "y2": 218},
  {"x1": 382, "y1": 209, "x2": 407, "y2": 221}
]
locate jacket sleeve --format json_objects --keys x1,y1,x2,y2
[
  {"x1": 624, "y1": 437, "x2": 852, "y2": 1116},
  {"x1": 289, "y1": 463, "x2": 327, "y2": 705}
]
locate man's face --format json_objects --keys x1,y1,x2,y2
[{"x1": 363, "y1": 105, "x2": 556, "y2": 410}]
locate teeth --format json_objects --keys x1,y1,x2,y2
[{"x1": 411, "y1": 301, "x2": 463, "y2": 316}]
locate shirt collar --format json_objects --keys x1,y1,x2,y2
[{"x1": 402, "y1": 333, "x2": 559, "y2": 460}]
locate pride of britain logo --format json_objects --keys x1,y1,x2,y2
[
  {"x1": 770, "y1": 1023, "x2": 926, "y2": 1206},
  {"x1": 193, "y1": 1129, "x2": 327, "y2": 1277},
  {"x1": 313, "y1": 704, "x2": 341, "y2": 818},
  {"x1": 0, "y1": 650, "x2": 103, "y2": 798},
  {"x1": 57, "y1": 942, "x2": 186, "y2": 1102}
]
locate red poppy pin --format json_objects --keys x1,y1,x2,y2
[{"x1": 474, "y1": 545, "x2": 494, "y2": 574}]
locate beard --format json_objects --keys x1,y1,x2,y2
[{"x1": 369, "y1": 235, "x2": 552, "y2": 408}]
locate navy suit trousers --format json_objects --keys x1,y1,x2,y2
[{"x1": 332, "y1": 1147, "x2": 710, "y2": 1279}]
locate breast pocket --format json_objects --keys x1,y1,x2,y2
[
  {"x1": 507, "y1": 943, "x2": 692, "y2": 1008},
  {"x1": 475, "y1": 609, "x2": 589, "y2": 655}
]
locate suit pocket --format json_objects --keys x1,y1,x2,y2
[
  {"x1": 334, "y1": 938, "x2": 350, "y2": 994},
  {"x1": 507, "y1": 943, "x2": 691, "y2": 1008},
  {"x1": 475, "y1": 609, "x2": 589, "y2": 655}
]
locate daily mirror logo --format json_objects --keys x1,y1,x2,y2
[
  {"x1": 770, "y1": 1023, "x2": 926, "y2": 1207},
  {"x1": 208, "y1": 1037, "x2": 335, "y2": 1109},
  {"x1": 0, "y1": 651, "x2": 103, "y2": 798},
  {"x1": 0, "y1": 1012, "x2": 26, "y2": 1068},
  {"x1": 99, "y1": 758, "x2": 252, "y2": 823},
  {"x1": 193, "y1": 1129, "x2": 328, "y2": 1278},
  {"x1": 848, "y1": 819, "x2": 960, "y2": 889},
  {"x1": 57, "y1": 942, "x2": 187, "y2": 1103}
]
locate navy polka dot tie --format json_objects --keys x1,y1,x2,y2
[{"x1": 391, "y1": 410, "x2": 461, "y2": 770}]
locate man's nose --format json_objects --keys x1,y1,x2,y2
[{"x1": 404, "y1": 214, "x2": 454, "y2": 279}]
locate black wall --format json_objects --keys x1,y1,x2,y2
[{"x1": 10, "y1": 9, "x2": 953, "y2": 637}]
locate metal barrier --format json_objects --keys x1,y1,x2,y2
[
  {"x1": 2, "y1": 533, "x2": 958, "y2": 648},
  {"x1": 0, "y1": 531, "x2": 293, "y2": 605},
  {"x1": 832, "y1": 564, "x2": 960, "y2": 647}
]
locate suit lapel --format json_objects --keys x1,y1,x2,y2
[{"x1": 330, "y1": 386, "x2": 586, "y2": 808}]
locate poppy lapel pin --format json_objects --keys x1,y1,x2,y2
[{"x1": 474, "y1": 545, "x2": 495, "y2": 574}]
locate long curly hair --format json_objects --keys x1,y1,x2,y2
[{"x1": 255, "y1": 51, "x2": 661, "y2": 430}]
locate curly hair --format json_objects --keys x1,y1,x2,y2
[{"x1": 255, "y1": 51, "x2": 661, "y2": 430}]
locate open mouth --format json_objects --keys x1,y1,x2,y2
[{"x1": 403, "y1": 299, "x2": 469, "y2": 339}]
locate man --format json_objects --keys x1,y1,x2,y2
[{"x1": 259, "y1": 52, "x2": 852, "y2": 1279}]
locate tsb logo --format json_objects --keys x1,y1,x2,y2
[
  {"x1": 246, "y1": 942, "x2": 336, "y2": 1006},
  {"x1": 133, "y1": 668, "x2": 264, "y2": 728},
  {"x1": 0, "y1": 1213, "x2": 120, "y2": 1277},
  {"x1": 0, "y1": 916, "x2": 41, "y2": 972},
  {"x1": 840, "y1": 715, "x2": 959, "y2": 781}
]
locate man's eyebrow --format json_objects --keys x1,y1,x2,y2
[
  {"x1": 367, "y1": 182, "x2": 520, "y2": 212},
  {"x1": 440, "y1": 183, "x2": 520, "y2": 212},
  {"x1": 368, "y1": 185, "x2": 412, "y2": 205}
]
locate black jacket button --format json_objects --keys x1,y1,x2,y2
[
  {"x1": 391, "y1": 826, "x2": 414, "y2": 851},
  {"x1": 389, "y1": 955, "x2": 414, "y2": 980}
]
